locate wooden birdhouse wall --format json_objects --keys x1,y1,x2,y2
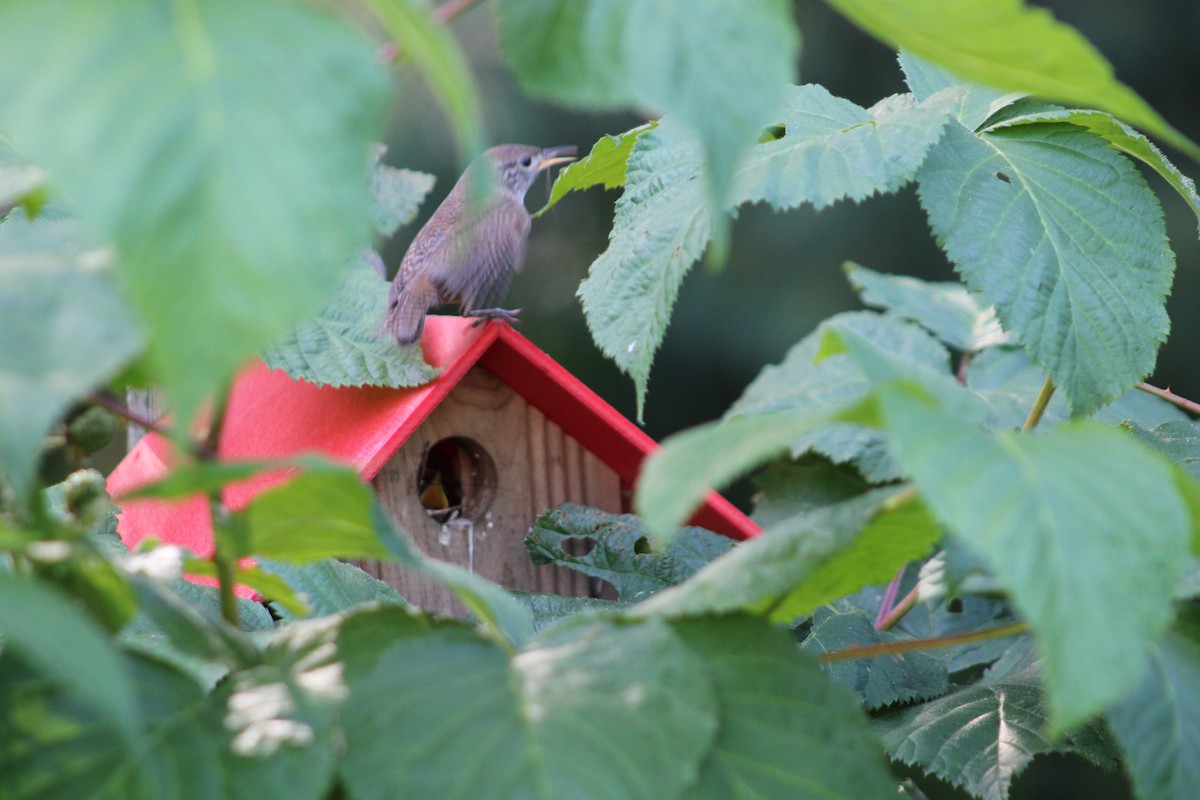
[{"x1": 355, "y1": 364, "x2": 624, "y2": 614}]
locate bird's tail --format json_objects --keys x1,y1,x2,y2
[{"x1": 379, "y1": 275, "x2": 439, "y2": 345}]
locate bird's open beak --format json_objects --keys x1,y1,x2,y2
[{"x1": 537, "y1": 145, "x2": 578, "y2": 171}]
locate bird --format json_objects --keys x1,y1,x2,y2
[{"x1": 379, "y1": 144, "x2": 578, "y2": 345}]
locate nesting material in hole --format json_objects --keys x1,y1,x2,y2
[{"x1": 416, "y1": 436, "x2": 497, "y2": 524}]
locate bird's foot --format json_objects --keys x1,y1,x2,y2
[{"x1": 467, "y1": 308, "x2": 522, "y2": 328}]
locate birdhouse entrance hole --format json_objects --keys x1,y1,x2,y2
[{"x1": 417, "y1": 436, "x2": 497, "y2": 523}]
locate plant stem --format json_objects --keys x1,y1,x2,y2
[
  {"x1": 955, "y1": 352, "x2": 972, "y2": 385},
  {"x1": 89, "y1": 390, "x2": 170, "y2": 439},
  {"x1": 876, "y1": 585, "x2": 920, "y2": 631},
  {"x1": 873, "y1": 569, "x2": 905, "y2": 628},
  {"x1": 1021, "y1": 377, "x2": 1055, "y2": 432},
  {"x1": 212, "y1": 503, "x2": 240, "y2": 627},
  {"x1": 1138, "y1": 382, "x2": 1200, "y2": 416},
  {"x1": 88, "y1": 390, "x2": 217, "y2": 459},
  {"x1": 817, "y1": 621, "x2": 1027, "y2": 663},
  {"x1": 204, "y1": 382, "x2": 238, "y2": 627}
]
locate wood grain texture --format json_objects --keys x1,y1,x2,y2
[{"x1": 358, "y1": 365, "x2": 622, "y2": 615}]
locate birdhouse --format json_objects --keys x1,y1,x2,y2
[{"x1": 107, "y1": 317, "x2": 759, "y2": 614}]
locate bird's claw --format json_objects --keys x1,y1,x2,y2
[{"x1": 468, "y1": 308, "x2": 522, "y2": 328}]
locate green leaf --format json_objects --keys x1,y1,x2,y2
[
  {"x1": 1126, "y1": 420, "x2": 1200, "y2": 480},
  {"x1": 0, "y1": 574, "x2": 141, "y2": 745},
  {"x1": 509, "y1": 591, "x2": 620, "y2": 632},
  {"x1": 215, "y1": 661, "x2": 342, "y2": 800},
  {"x1": 636, "y1": 407, "x2": 853, "y2": 544},
  {"x1": 637, "y1": 312, "x2": 974, "y2": 542},
  {"x1": 896, "y1": 593, "x2": 1021, "y2": 674},
  {"x1": 127, "y1": 577, "x2": 259, "y2": 671},
  {"x1": 802, "y1": 608, "x2": 949, "y2": 709},
  {"x1": 369, "y1": 159, "x2": 435, "y2": 238},
  {"x1": 823, "y1": 0, "x2": 1200, "y2": 164},
  {"x1": 340, "y1": 615, "x2": 718, "y2": 800},
  {"x1": 965, "y1": 346, "x2": 1187, "y2": 433},
  {"x1": 116, "y1": 459, "x2": 286, "y2": 501},
  {"x1": 0, "y1": 139, "x2": 45, "y2": 209},
  {"x1": 638, "y1": 488, "x2": 940, "y2": 622},
  {"x1": 0, "y1": 652, "x2": 161, "y2": 799},
  {"x1": 366, "y1": 0, "x2": 485, "y2": 161},
  {"x1": 498, "y1": 0, "x2": 798, "y2": 212},
  {"x1": 0, "y1": 215, "x2": 142, "y2": 496},
  {"x1": 525, "y1": 504, "x2": 733, "y2": 601},
  {"x1": 0, "y1": 646, "x2": 348, "y2": 800},
  {"x1": 241, "y1": 468, "x2": 389, "y2": 563},
  {"x1": 750, "y1": 458, "x2": 870, "y2": 528},
  {"x1": 1107, "y1": 609, "x2": 1200, "y2": 800},
  {"x1": 577, "y1": 119, "x2": 713, "y2": 420},
  {"x1": 879, "y1": 386, "x2": 1191, "y2": 732},
  {"x1": 180, "y1": 557, "x2": 311, "y2": 617},
  {"x1": 672, "y1": 616, "x2": 899, "y2": 800},
  {"x1": 729, "y1": 312, "x2": 956, "y2": 483},
  {"x1": 986, "y1": 107, "x2": 1200, "y2": 234},
  {"x1": 536, "y1": 123, "x2": 655, "y2": 216},
  {"x1": 897, "y1": 50, "x2": 1024, "y2": 130},
  {"x1": 0, "y1": 0, "x2": 389, "y2": 429},
  {"x1": 845, "y1": 263, "x2": 1009, "y2": 353},
  {"x1": 372, "y1": 504, "x2": 534, "y2": 647},
  {"x1": 732, "y1": 85, "x2": 954, "y2": 211},
  {"x1": 256, "y1": 557, "x2": 408, "y2": 619},
  {"x1": 918, "y1": 121, "x2": 1174, "y2": 414},
  {"x1": 875, "y1": 656, "x2": 1116, "y2": 800},
  {"x1": 260, "y1": 251, "x2": 438, "y2": 388},
  {"x1": 580, "y1": 85, "x2": 952, "y2": 418}
]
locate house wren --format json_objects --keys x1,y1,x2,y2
[{"x1": 380, "y1": 144, "x2": 577, "y2": 345}]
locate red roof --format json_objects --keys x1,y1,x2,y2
[{"x1": 107, "y1": 317, "x2": 760, "y2": 560}]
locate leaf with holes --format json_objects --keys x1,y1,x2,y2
[
  {"x1": 918, "y1": 120, "x2": 1174, "y2": 415},
  {"x1": 732, "y1": 85, "x2": 954, "y2": 211},
  {"x1": 580, "y1": 85, "x2": 955, "y2": 418},
  {"x1": 986, "y1": 107, "x2": 1200, "y2": 234},
  {"x1": 526, "y1": 504, "x2": 733, "y2": 601}
]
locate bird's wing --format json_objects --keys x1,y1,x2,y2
[{"x1": 432, "y1": 199, "x2": 531, "y2": 313}]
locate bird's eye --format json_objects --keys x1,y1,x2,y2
[{"x1": 519, "y1": 156, "x2": 533, "y2": 167}]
